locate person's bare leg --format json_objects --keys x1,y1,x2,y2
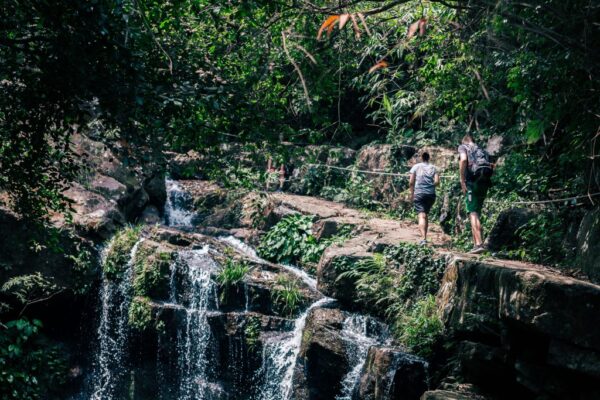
[
  {"x1": 418, "y1": 212, "x2": 428, "y2": 241},
  {"x1": 469, "y1": 212, "x2": 483, "y2": 246}
]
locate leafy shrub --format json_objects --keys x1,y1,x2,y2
[
  {"x1": 395, "y1": 295, "x2": 443, "y2": 358},
  {"x1": 1, "y1": 273, "x2": 59, "y2": 307},
  {"x1": 336, "y1": 243, "x2": 446, "y2": 357},
  {"x1": 128, "y1": 296, "x2": 153, "y2": 331},
  {"x1": 103, "y1": 226, "x2": 142, "y2": 280},
  {"x1": 216, "y1": 259, "x2": 249, "y2": 303},
  {"x1": 67, "y1": 243, "x2": 95, "y2": 295},
  {"x1": 258, "y1": 214, "x2": 353, "y2": 271},
  {"x1": 0, "y1": 318, "x2": 67, "y2": 400},
  {"x1": 271, "y1": 275, "x2": 303, "y2": 318},
  {"x1": 258, "y1": 214, "x2": 314, "y2": 265}
]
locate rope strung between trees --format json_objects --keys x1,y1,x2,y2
[
  {"x1": 299, "y1": 163, "x2": 600, "y2": 206},
  {"x1": 487, "y1": 192, "x2": 600, "y2": 205},
  {"x1": 305, "y1": 163, "x2": 456, "y2": 178}
]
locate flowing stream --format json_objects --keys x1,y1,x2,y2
[
  {"x1": 257, "y1": 297, "x2": 334, "y2": 400},
  {"x1": 164, "y1": 179, "x2": 195, "y2": 227},
  {"x1": 90, "y1": 238, "x2": 144, "y2": 400},
  {"x1": 336, "y1": 314, "x2": 391, "y2": 400}
]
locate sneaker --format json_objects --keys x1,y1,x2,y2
[
  {"x1": 418, "y1": 240, "x2": 428, "y2": 246},
  {"x1": 468, "y1": 245, "x2": 485, "y2": 255}
]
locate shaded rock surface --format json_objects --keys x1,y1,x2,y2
[
  {"x1": 576, "y1": 207, "x2": 600, "y2": 282},
  {"x1": 437, "y1": 255, "x2": 600, "y2": 399},
  {"x1": 357, "y1": 347, "x2": 428, "y2": 400}
]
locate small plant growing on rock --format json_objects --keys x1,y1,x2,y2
[
  {"x1": 103, "y1": 226, "x2": 142, "y2": 280},
  {"x1": 132, "y1": 244, "x2": 172, "y2": 298},
  {"x1": 244, "y1": 316, "x2": 261, "y2": 352},
  {"x1": 128, "y1": 296, "x2": 153, "y2": 331},
  {"x1": 216, "y1": 259, "x2": 249, "y2": 303},
  {"x1": 271, "y1": 275, "x2": 303, "y2": 318}
]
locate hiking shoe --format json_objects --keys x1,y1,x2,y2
[
  {"x1": 469, "y1": 245, "x2": 485, "y2": 255},
  {"x1": 418, "y1": 240, "x2": 428, "y2": 246}
]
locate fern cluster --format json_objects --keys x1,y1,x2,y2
[{"x1": 336, "y1": 243, "x2": 446, "y2": 356}]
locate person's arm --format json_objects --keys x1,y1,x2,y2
[
  {"x1": 409, "y1": 173, "x2": 415, "y2": 201},
  {"x1": 434, "y1": 172, "x2": 440, "y2": 187},
  {"x1": 459, "y1": 152, "x2": 468, "y2": 193}
]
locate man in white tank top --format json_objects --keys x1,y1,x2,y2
[{"x1": 409, "y1": 151, "x2": 440, "y2": 244}]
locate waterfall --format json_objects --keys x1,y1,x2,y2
[
  {"x1": 257, "y1": 297, "x2": 333, "y2": 400},
  {"x1": 174, "y1": 247, "x2": 219, "y2": 399},
  {"x1": 89, "y1": 238, "x2": 144, "y2": 400},
  {"x1": 219, "y1": 235, "x2": 317, "y2": 290},
  {"x1": 335, "y1": 314, "x2": 388, "y2": 400},
  {"x1": 164, "y1": 178, "x2": 195, "y2": 227}
]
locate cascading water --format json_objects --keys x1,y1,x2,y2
[
  {"x1": 164, "y1": 178, "x2": 195, "y2": 227},
  {"x1": 336, "y1": 314, "x2": 390, "y2": 400},
  {"x1": 257, "y1": 297, "x2": 333, "y2": 400},
  {"x1": 89, "y1": 238, "x2": 144, "y2": 400},
  {"x1": 173, "y1": 247, "x2": 220, "y2": 399},
  {"x1": 219, "y1": 235, "x2": 317, "y2": 290}
]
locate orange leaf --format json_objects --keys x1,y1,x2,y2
[
  {"x1": 339, "y1": 14, "x2": 350, "y2": 30},
  {"x1": 369, "y1": 60, "x2": 388, "y2": 73},
  {"x1": 407, "y1": 20, "x2": 420, "y2": 39},
  {"x1": 357, "y1": 13, "x2": 371, "y2": 36},
  {"x1": 350, "y1": 14, "x2": 361, "y2": 39},
  {"x1": 317, "y1": 15, "x2": 339, "y2": 40},
  {"x1": 418, "y1": 18, "x2": 427, "y2": 36}
]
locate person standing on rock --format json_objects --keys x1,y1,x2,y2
[
  {"x1": 409, "y1": 151, "x2": 440, "y2": 245},
  {"x1": 458, "y1": 135, "x2": 494, "y2": 254}
]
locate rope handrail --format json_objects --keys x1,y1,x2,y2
[
  {"x1": 306, "y1": 163, "x2": 456, "y2": 178},
  {"x1": 301, "y1": 163, "x2": 600, "y2": 206}
]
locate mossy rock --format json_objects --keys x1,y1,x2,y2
[
  {"x1": 103, "y1": 226, "x2": 142, "y2": 280},
  {"x1": 132, "y1": 240, "x2": 173, "y2": 299}
]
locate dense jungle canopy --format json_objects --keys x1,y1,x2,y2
[{"x1": 2, "y1": 0, "x2": 599, "y2": 222}]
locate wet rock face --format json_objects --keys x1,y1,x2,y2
[
  {"x1": 437, "y1": 257, "x2": 600, "y2": 399},
  {"x1": 357, "y1": 347, "x2": 428, "y2": 400},
  {"x1": 292, "y1": 307, "x2": 349, "y2": 400}
]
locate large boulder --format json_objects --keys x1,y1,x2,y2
[
  {"x1": 485, "y1": 208, "x2": 535, "y2": 251},
  {"x1": 292, "y1": 307, "x2": 349, "y2": 400},
  {"x1": 437, "y1": 256, "x2": 600, "y2": 398},
  {"x1": 62, "y1": 183, "x2": 125, "y2": 239},
  {"x1": 576, "y1": 207, "x2": 600, "y2": 282},
  {"x1": 357, "y1": 346, "x2": 428, "y2": 400}
]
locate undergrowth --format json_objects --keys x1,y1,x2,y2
[
  {"x1": 336, "y1": 242, "x2": 446, "y2": 357},
  {"x1": 258, "y1": 214, "x2": 353, "y2": 272}
]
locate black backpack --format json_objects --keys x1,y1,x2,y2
[{"x1": 466, "y1": 144, "x2": 493, "y2": 181}]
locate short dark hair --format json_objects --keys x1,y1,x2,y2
[{"x1": 422, "y1": 152, "x2": 430, "y2": 162}]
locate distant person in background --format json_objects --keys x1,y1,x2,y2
[
  {"x1": 409, "y1": 151, "x2": 440, "y2": 245},
  {"x1": 266, "y1": 157, "x2": 285, "y2": 191},
  {"x1": 458, "y1": 135, "x2": 494, "y2": 254}
]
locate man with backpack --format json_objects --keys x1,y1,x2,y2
[
  {"x1": 409, "y1": 151, "x2": 440, "y2": 245},
  {"x1": 458, "y1": 135, "x2": 494, "y2": 254}
]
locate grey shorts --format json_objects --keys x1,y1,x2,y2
[{"x1": 413, "y1": 193, "x2": 436, "y2": 214}]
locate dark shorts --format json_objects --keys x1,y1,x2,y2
[
  {"x1": 414, "y1": 193, "x2": 436, "y2": 214},
  {"x1": 465, "y1": 178, "x2": 490, "y2": 214}
]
